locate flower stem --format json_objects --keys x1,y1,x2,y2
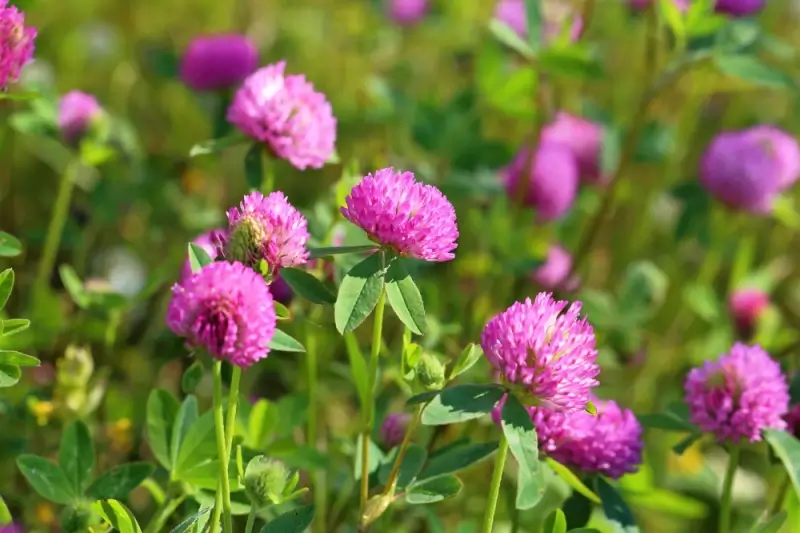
[
  {"x1": 213, "y1": 361, "x2": 234, "y2": 533},
  {"x1": 244, "y1": 507, "x2": 257, "y2": 533},
  {"x1": 32, "y1": 159, "x2": 80, "y2": 306},
  {"x1": 719, "y1": 444, "x2": 740, "y2": 533},
  {"x1": 768, "y1": 473, "x2": 790, "y2": 517},
  {"x1": 382, "y1": 405, "x2": 422, "y2": 496},
  {"x1": 306, "y1": 317, "x2": 328, "y2": 533},
  {"x1": 482, "y1": 434, "x2": 509, "y2": 533},
  {"x1": 359, "y1": 287, "x2": 387, "y2": 524}
]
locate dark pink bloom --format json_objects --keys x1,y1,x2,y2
[
  {"x1": 728, "y1": 288, "x2": 769, "y2": 339},
  {"x1": 0, "y1": 523, "x2": 23, "y2": 533},
  {"x1": 481, "y1": 293, "x2": 599, "y2": 413},
  {"x1": 531, "y1": 244, "x2": 580, "y2": 292},
  {"x1": 380, "y1": 412, "x2": 411, "y2": 448},
  {"x1": 784, "y1": 403, "x2": 800, "y2": 439},
  {"x1": 387, "y1": 0, "x2": 429, "y2": 25},
  {"x1": 0, "y1": 0, "x2": 35, "y2": 89},
  {"x1": 685, "y1": 343, "x2": 789, "y2": 443},
  {"x1": 58, "y1": 91, "x2": 102, "y2": 145},
  {"x1": 715, "y1": 0, "x2": 765, "y2": 16},
  {"x1": 179, "y1": 34, "x2": 258, "y2": 92},
  {"x1": 166, "y1": 261, "x2": 276, "y2": 368},
  {"x1": 341, "y1": 168, "x2": 458, "y2": 262},
  {"x1": 227, "y1": 61, "x2": 337, "y2": 170},
  {"x1": 541, "y1": 112, "x2": 605, "y2": 185}
]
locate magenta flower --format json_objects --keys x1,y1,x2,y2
[
  {"x1": 166, "y1": 261, "x2": 276, "y2": 368},
  {"x1": 380, "y1": 412, "x2": 411, "y2": 448},
  {"x1": 481, "y1": 293, "x2": 599, "y2": 412},
  {"x1": 493, "y1": 0, "x2": 583, "y2": 43},
  {"x1": 179, "y1": 34, "x2": 258, "y2": 92},
  {"x1": 58, "y1": 91, "x2": 102, "y2": 145},
  {"x1": 223, "y1": 191, "x2": 310, "y2": 272},
  {"x1": 387, "y1": 0, "x2": 429, "y2": 25},
  {"x1": 785, "y1": 402, "x2": 800, "y2": 439},
  {"x1": 181, "y1": 229, "x2": 226, "y2": 280},
  {"x1": 728, "y1": 288, "x2": 769, "y2": 339},
  {"x1": 0, "y1": 0, "x2": 35, "y2": 89},
  {"x1": 500, "y1": 142, "x2": 579, "y2": 222},
  {"x1": 0, "y1": 523, "x2": 23, "y2": 533},
  {"x1": 699, "y1": 128, "x2": 790, "y2": 214},
  {"x1": 531, "y1": 244, "x2": 580, "y2": 292},
  {"x1": 341, "y1": 167, "x2": 458, "y2": 262},
  {"x1": 685, "y1": 343, "x2": 789, "y2": 443},
  {"x1": 745, "y1": 126, "x2": 800, "y2": 190},
  {"x1": 270, "y1": 274, "x2": 293, "y2": 306},
  {"x1": 227, "y1": 61, "x2": 337, "y2": 170},
  {"x1": 541, "y1": 112, "x2": 605, "y2": 185},
  {"x1": 715, "y1": 0, "x2": 765, "y2": 16}
]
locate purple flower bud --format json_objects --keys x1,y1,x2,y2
[
  {"x1": 531, "y1": 244, "x2": 580, "y2": 292},
  {"x1": 179, "y1": 34, "x2": 259, "y2": 92},
  {"x1": 0, "y1": 0, "x2": 36, "y2": 89},
  {"x1": 728, "y1": 288, "x2": 769, "y2": 339},
  {"x1": 785, "y1": 403, "x2": 800, "y2": 439},
  {"x1": 541, "y1": 112, "x2": 606, "y2": 185},
  {"x1": 58, "y1": 91, "x2": 102, "y2": 145},
  {"x1": 387, "y1": 0, "x2": 429, "y2": 25},
  {"x1": 380, "y1": 413, "x2": 411, "y2": 448},
  {"x1": 501, "y1": 142, "x2": 579, "y2": 222},
  {"x1": 0, "y1": 523, "x2": 23, "y2": 533},
  {"x1": 493, "y1": 0, "x2": 583, "y2": 44},
  {"x1": 715, "y1": 0, "x2": 765, "y2": 17},
  {"x1": 270, "y1": 274, "x2": 293, "y2": 306},
  {"x1": 745, "y1": 126, "x2": 800, "y2": 190}
]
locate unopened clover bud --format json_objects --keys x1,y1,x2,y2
[
  {"x1": 226, "y1": 216, "x2": 265, "y2": 269},
  {"x1": 361, "y1": 493, "x2": 393, "y2": 526},
  {"x1": 416, "y1": 352, "x2": 446, "y2": 390},
  {"x1": 57, "y1": 345, "x2": 94, "y2": 388},
  {"x1": 60, "y1": 503, "x2": 96, "y2": 533},
  {"x1": 244, "y1": 456, "x2": 291, "y2": 508}
]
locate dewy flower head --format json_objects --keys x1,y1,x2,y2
[
  {"x1": 481, "y1": 293, "x2": 599, "y2": 412},
  {"x1": 179, "y1": 34, "x2": 258, "y2": 92},
  {"x1": 728, "y1": 288, "x2": 769, "y2": 339},
  {"x1": 224, "y1": 191, "x2": 310, "y2": 271},
  {"x1": 227, "y1": 61, "x2": 337, "y2": 170},
  {"x1": 341, "y1": 167, "x2": 459, "y2": 262},
  {"x1": 685, "y1": 342, "x2": 789, "y2": 443},
  {"x1": 493, "y1": 0, "x2": 583, "y2": 44},
  {"x1": 58, "y1": 91, "x2": 102, "y2": 146},
  {"x1": 501, "y1": 142, "x2": 579, "y2": 222},
  {"x1": 181, "y1": 229, "x2": 226, "y2": 280},
  {"x1": 387, "y1": 0, "x2": 429, "y2": 25},
  {"x1": 541, "y1": 112, "x2": 606, "y2": 185},
  {"x1": 0, "y1": 0, "x2": 35, "y2": 89},
  {"x1": 166, "y1": 261, "x2": 276, "y2": 368},
  {"x1": 715, "y1": 0, "x2": 765, "y2": 17},
  {"x1": 380, "y1": 412, "x2": 411, "y2": 448}
]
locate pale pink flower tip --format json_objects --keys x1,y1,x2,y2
[
  {"x1": 685, "y1": 343, "x2": 789, "y2": 443},
  {"x1": 388, "y1": 0, "x2": 429, "y2": 25},
  {"x1": 0, "y1": 0, "x2": 36, "y2": 89},
  {"x1": 227, "y1": 61, "x2": 337, "y2": 170},
  {"x1": 341, "y1": 167, "x2": 459, "y2": 262},
  {"x1": 223, "y1": 191, "x2": 310, "y2": 271},
  {"x1": 58, "y1": 91, "x2": 102, "y2": 145},
  {"x1": 166, "y1": 261, "x2": 276, "y2": 368},
  {"x1": 728, "y1": 288, "x2": 769, "y2": 339},
  {"x1": 481, "y1": 293, "x2": 599, "y2": 413}
]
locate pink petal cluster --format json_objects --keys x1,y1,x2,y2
[
  {"x1": 0, "y1": 0, "x2": 35, "y2": 89},
  {"x1": 58, "y1": 91, "x2": 102, "y2": 145},
  {"x1": 493, "y1": 0, "x2": 583, "y2": 44},
  {"x1": 501, "y1": 142, "x2": 579, "y2": 222},
  {"x1": 684, "y1": 343, "x2": 789, "y2": 443},
  {"x1": 531, "y1": 244, "x2": 580, "y2": 292},
  {"x1": 0, "y1": 524, "x2": 23, "y2": 533},
  {"x1": 387, "y1": 0, "x2": 429, "y2": 25},
  {"x1": 227, "y1": 61, "x2": 337, "y2": 170},
  {"x1": 715, "y1": 0, "x2": 765, "y2": 16},
  {"x1": 166, "y1": 261, "x2": 276, "y2": 368},
  {"x1": 728, "y1": 288, "x2": 769, "y2": 339},
  {"x1": 179, "y1": 34, "x2": 258, "y2": 92},
  {"x1": 481, "y1": 293, "x2": 599, "y2": 412},
  {"x1": 223, "y1": 191, "x2": 310, "y2": 272},
  {"x1": 700, "y1": 126, "x2": 800, "y2": 214},
  {"x1": 341, "y1": 167, "x2": 459, "y2": 262},
  {"x1": 541, "y1": 112, "x2": 606, "y2": 185},
  {"x1": 380, "y1": 412, "x2": 411, "y2": 448}
]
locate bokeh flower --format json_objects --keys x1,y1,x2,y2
[
  {"x1": 166, "y1": 261, "x2": 277, "y2": 368},
  {"x1": 685, "y1": 343, "x2": 789, "y2": 442},
  {"x1": 179, "y1": 34, "x2": 258, "y2": 92},
  {"x1": 728, "y1": 288, "x2": 769, "y2": 339},
  {"x1": 0, "y1": 522, "x2": 24, "y2": 533},
  {"x1": 0, "y1": 0, "x2": 36, "y2": 89},
  {"x1": 531, "y1": 244, "x2": 580, "y2": 292},
  {"x1": 387, "y1": 0, "x2": 429, "y2": 25},
  {"x1": 181, "y1": 229, "x2": 225, "y2": 280},
  {"x1": 715, "y1": 0, "x2": 765, "y2": 17},
  {"x1": 481, "y1": 293, "x2": 599, "y2": 412},
  {"x1": 341, "y1": 167, "x2": 458, "y2": 262},
  {"x1": 493, "y1": 0, "x2": 583, "y2": 43},
  {"x1": 58, "y1": 91, "x2": 102, "y2": 145},
  {"x1": 227, "y1": 61, "x2": 337, "y2": 170},
  {"x1": 381, "y1": 413, "x2": 411, "y2": 448},
  {"x1": 541, "y1": 112, "x2": 605, "y2": 185},
  {"x1": 700, "y1": 126, "x2": 800, "y2": 213},
  {"x1": 223, "y1": 191, "x2": 310, "y2": 272},
  {"x1": 500, "y1": 142, "x2": 579, "y2": 222}
]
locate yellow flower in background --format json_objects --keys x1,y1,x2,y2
[
  {"x1": 35, "y1": 502, "x2": 56, "y2": 526},
  {"x1": 27, "y1": 398, "x2": 54, "y2": 426},
  {"x1": 107, "y1": 418, "x2": 134, "y2": 454},
  {"x1": 667, "y1": 438, "x2": 705, "y2": 477}
]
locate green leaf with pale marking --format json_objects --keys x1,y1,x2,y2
[
  {"x1": 168, "y1": 507, "x2": 212, "y2": 533},
  {"x1": 715, "y1": 55, "x2": 794, "y2": 88},
  {"x1": 171, "y1": 395, "x2": 199, "y2": 468},
  {"x1": 280, "y1": 267, "x2": 336, "y2": 305},
  {"x1": 385, "y1": 259, "x2": 427, "y2": 335},
  {"x1": 269, "y1": 329, "x2": 306, "y2": 353},
  {"x1": 146, "y1": 389, "x2": 179, "y2": 469},
  {"x1": 448, "y1": 344, "x2": 484, "y2": 381},
  {"x1": 501, "y1": 394, "x2": 545, "y2": 509},
  {"x1": 764, "y1": 430, "x2": 800, "y2": 499},
  {"x1": 595, "y1": 477, "x2": 640, "y2": 532},
  {"x1": 59, "y1": 420, "x2": 96, "y2": 494},
  {"x1": 334, "y1": 252, "x2": 386, "y2": 334},
  {"x1": 405, "y1": 475, "x2": 463, "y2": 504},
  {"x1": 92, "y1": 499, "x2": 143, "y2": 533},
  {"x1": 86, "y1": 463, "x2": 155, "y2": 500},
  {"x1": 188, "y1": 243, "x2": 213, "y2": 274},
  {"x1": 0, "y1": 232, "x2": 22, "y2": 257},
  {"x1": 421, "y1": 384, "x2": 505, "y2": 425},
  {"x1": 259, "y1": 504, "x2": 315, "y2": 533},
  {"x1": 17, "y1": 455, "x2": 76, "y2": 504},
  {"x1": 417, "y1": 441, "x2": 498, "y2": 482},
  {"x1": 0, "y1": 350, "x2": 40, "y2": 367},
  {"x1": 2, "y1": 319, "x2": 31, "y2": 337}
]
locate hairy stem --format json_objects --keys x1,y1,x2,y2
[{"x1": 481, "y1": 434, "x2": 509, "y2": 533}]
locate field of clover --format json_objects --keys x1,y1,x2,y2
[{"x1": 4, "y1": 0, "x2": 800, "y2": 532}]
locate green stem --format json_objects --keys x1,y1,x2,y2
[
  {"x1": 210, "y1": 488, "x2": 222, "y2": 533},
  {"x1": 143, "y1": 495, "x2": 186, "y2": 533},
  {"x1": 768, "y1": 473, "x2": 790, "y2": 517},
  {"x1": 32, "y1": 159, "x2": 80, "y2": 305},
  {"x1": 482, "y1": 434, "x2": 509, "y2": 533},
  {"x1": 382, "y1": 405, "x2": 422, "y2": 495},
  {"x1": 306, "y1": 317, "x2": 327, "y2": 533},
  {"x1": 359, "y1": 287, "x2": 387, "y2": 524},
  {"x1": 719, "y1": 444, "x2": 740, "y2": 533},
  {"x1": 244, "y1": 507, "x2": 257, "y2": 533},
  {"x1": 213, "y1": 362, "x2": 234, "y2": 533}
]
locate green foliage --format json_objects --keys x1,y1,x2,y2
[
  {"x1": 501, "y1": 394, "x2": 545, "y2": 509},
  {"x1": 385, "y1": 258, "x2": 428, "y2": 335},
  {"x1": 334, "y1": 252, "x2": 386, "y2": 334},
  {"x1": 421, "y1": 384, "x2": 505, "y2": 425},
  {"x1": 259, "y1": 504, "x2": 315, "y2": 533},
  {"x1": 280, "y1": 267, "x2": 336, "y2": 305}
]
